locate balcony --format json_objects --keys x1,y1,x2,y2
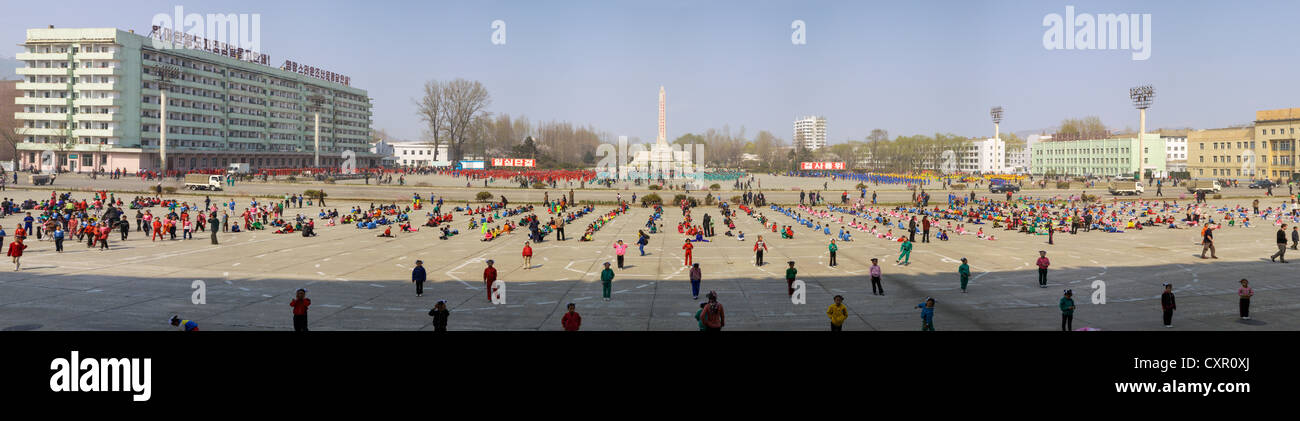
[
  {"x1": 73, "y1": 128, "x2": 121, "y2": 137},
  {"x1": 15, "y1": 52, "x2": 71, "y2": 61},
  {"x1": 73, "y1": 67, "x2": 123, "y2": 76},
  {"x1": 14, "y1": 112, "x2": 69, "y2": 121},
  {"x1": 73, "y1": 113, "x2": 120, "y2": 122},
  {"x1": 72, "y1": 97, "x2": 123, "y2": 107},
  {"x1": 16, "y1": 67, "x2": 72, "y2": 76},
  {"x1": 74, "y1": 52, "x2": 118, "y2": 60},
  {"x1": 15, "y1": 82, "x2": 72, "y2": 91},
  {"x1": 15, "y1": 128, "x2": 67, "y2": 136},
  {"x1": 73, "y1": 83, "x2": 118, "y2": 91},
  {"x1": 15, "y1": 97, "x2": 73, "y2": 106}
]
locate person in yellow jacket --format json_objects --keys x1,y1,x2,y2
[{"x1": 827, "y1": 295, "x2": 848, "y2": 331}]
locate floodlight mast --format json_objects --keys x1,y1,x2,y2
[
  {"x1": 1130, "y1": 85, "x2": 1155, "y2": 180},
  {"x1": 990, "y1": 106, "x2": 1004, "y2": 140}
]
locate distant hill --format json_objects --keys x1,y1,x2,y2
[{"x1": 0, "y1": 57, "x2": 20, "y2": 80}]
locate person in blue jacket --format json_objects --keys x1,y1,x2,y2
[
  {"x1": 917, "y1": 297, "x2": 936, "y2": 331},
  {"x1": 170, "y1": 315, "x2": 199, "y2": 331}
]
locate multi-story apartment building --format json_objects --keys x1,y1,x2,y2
[
  {"x1": 1254, "y1": 108, "x2": 1300, "y2": 180},
  {"x1": 12, "y1": 27, "x2": 378, "y2": 173},
  {"x1": 958, "y1": 137, "x2": 1005, "y2": 174},
  {"x1": 1159, "y1": 129, "x2": 1189, "y2": 173},
  {"x1": 793, "y1": 116, "x2": 826, "y2": 151},
  {"x1": 1186, "y1": 127, "x2": 1257, "y2": 180},
  {"x1": 1031, "y1": 134, "x2": 1166, "y2": 177}
]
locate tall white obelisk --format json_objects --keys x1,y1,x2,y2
[{"x1": 657, "y1": 86, "x2": 667, "y2": 145}]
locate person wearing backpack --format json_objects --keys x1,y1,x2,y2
[{"x1": 701, "y1": 291, "x2": 725, "y2": 332}]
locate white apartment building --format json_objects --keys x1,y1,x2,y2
[
  {"x1": 391, "y1": 142, "x2": 450, "y2": 167},
  {"x1": 959, "y1": 137, "x2": 1006, "y2": 174},
  {"x1": 1160, "y1": 129, "x2": 1189, "y2": 173},
  {"x1": 793, "y1": 116, "x2": 827, "y2": 150}
]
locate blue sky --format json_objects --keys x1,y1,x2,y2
[{"x1": 4, "y1": 0, "x2": 1296, "y2": 143}]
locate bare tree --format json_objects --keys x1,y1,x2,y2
[
  {"x1": 414, "y1": 80, "x2": 445, "y2": 160},
  {"x1": 0, "y1": 110, "x2": 19, "y2": 171},
  {"x1": 439, "y1": 79, "x2": 492, "y2": 163}
]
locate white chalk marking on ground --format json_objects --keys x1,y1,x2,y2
[
  {"x1": 261, "y1": 294, "x2": 272, "y2": 297},
  {"x1": 972, "y1": 271, "x2": 991, "y2": 281},
  {"x1": 254, "y1": 253, "x2": 267, "y2": 258},
  {"x1": 224, "y1": 280, "x2": 233, "y2": 285},
  {"x1": 614, "y1": 289, "x2": 630, "y2": 294},
  {"x1": 316, "y1": 272, "x2": 325, "y2": 276},
  {"x1": 399, "y1": 256, "x2": 407, "y2": 261},
  {"x1": 321, "y1": 304, "x2": 342, "y2": 308},
  {"x1": 384, "y1": 307, "x2": 405, "y2": 311},
  {"x1": 474, "y1": 307, "x2": 496, "y2": 311},
  {"x1": 574, "y1": 296, "x2": 593, "y2": 301},
  {"x1": 335, "y1": 277, "x2": 348, "y2": 282},
  {"x1": 232, "y1": 262, "x2": 241, "y2": 266},
  {"x1": 86, "y1": 289, "x2": 103, "y2": 293},
  {"x1": 677, "y1": 312, "x2": 693, "y2": 316},
  {"x1": 507, "y1": 304, "x2": 524, "y2": 308},
  {"x1": 354, "y1": 306, "x2": 374, "y2": 310},
  {"x1": 536, "y1": 301, "x2": 557, "y2": 305},
  {"x1": 369, "y1": 283, "x2": 384, "y2": 288},
  {"x1": 636, "y1": 284, "x2": 650, "y2": 289},
  {"x1": 519, "y1": 282, "x2": 536, "y2": 286},
  {"x1": 396, "y1": 264, "x2": 406, "y2": 268},
  {"x1": 563, "y1": 261, "x2": 588, "y2": 275},
  {"x1": 238, "y1": 287, "x2": 250, "y2": 291},
  {"x1": 315, "y1": 264, "x2": 320, "y2": 268},
  {"x1": 322, "y1": 258, "x2": 331, "y2": 262}
]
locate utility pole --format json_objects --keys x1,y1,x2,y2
[
  {"x1": 153, "y1": 65, "x2": 180, "y2": 176},
  {"x1": 307, "y1": 93, "x2": 327, "y2": 168}
]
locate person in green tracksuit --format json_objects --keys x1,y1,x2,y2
[
  {"x1": 896, "y1": 238, "x2": 912, "y2": 265},
  {"x1": 600, "y1": 262, "x2": 615, "y2": 301},
  {"x1": 694, "y1": 302, "x2": 707, "y2": 331},
  {"x1": 958, "y1": 257, "x2": 971, "y2": 293},
  {"x1": 1060, "y1": 289, "x2": 1075, "y2": 331},
  {"x1": 785, "y1": 261, "x2": 798, "y2": 297},
  {"x1": 828, "y1": 239, "x2": 839, "y2": 267}
]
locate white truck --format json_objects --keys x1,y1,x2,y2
[
  {"x1": 1107, "y1": 180, "x2": 1144, "y2": 196},
  {"x1": 184, "y1": 174, "x2": 224, "y2": 191},
  {"x1": 227, "y1": 163, "x2": 251, "y2": 174},
  {"x1": 1186, "y1": 180, "x2": 1222, "y2": 194}
]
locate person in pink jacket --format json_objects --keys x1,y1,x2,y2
[
  {"x1": 613, "y1": 240, "x2": 628, "y2": 269},
  {"x1": 1036, "y1": 250, "x2": 1050, "y2": 288}
]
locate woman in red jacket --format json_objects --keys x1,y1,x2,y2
[
  {"x1": 8, "y1": 238, "x2": 27, "y2": 271},
  {"x1": 561, "y1": 303, "x2": 581, "y2": 331},
  {"x1": 522, "y1": 241, "x2": 533, "y2": 269}
]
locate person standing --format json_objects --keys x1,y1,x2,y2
[
  {"x1": 694, "y1": 302, "x2": 707, "y2": 331},
  {"x1": 522, "y1": 241, "x2": 534, "y2": 269},
  {"x1": 689, "y1": 263, "x2": 702, "y2": 300},
  {"x1": 958, "y1": 257, "x2": 971, "y2": 293},
  {"x1": 428, "y1": 300, "x2": 449, "y2": 332},
  {"x1": 828, "y1": 239, "x2": 838, "y2": 267},
  {"x1": 483, "y1": 260, "x2": 498, "y2": 301},
  {"x1": 561, "y1": 303, "x2": 581, "y2": 331},
  {"x1": 8, "y1": 238, "x2": 26, "y2": 271},
  {"x1": 1291, "y1": 226, "x2": 1298, "y2": 250},
  {"x1": 701, "y1": 291, "x2": 724, "y2": 332},
  {"x1": 52, "y1": 226, "x2": 64, "y2": 253},
  {"x1": 921, "y1": 217, "x2": 931, "y2": 243},
  {"x1": 290, "y1": 289, "x2": 310, "y2": 332},
  {"x1": 827, "y1": 295, "x2": 848, "y2": 331},
  {"x1": 1161, "y1": 283, "x2": 1176, "y2": 328},
  {"x1": 636, "y1": 230, "x2": 649, "y2": 256},
  {"x1": 1238, "y1": 279, "x2": 1253, "y2": 320},
  {"x1": 1201, "y1": 225, "x2": 1218, "y2": 259},
  {"x1": 1060, "y1": 289, "x2": 1076, "y2": 331},
  {"x1": 753, "y1": 235, "x2": 768, "y2": 266},
  {"x1": 1036, "y1": 250, "x2": 1050, "y2": 288},
  {"x1": 209, "y1": 213, "x2": 220, "y2": 245},
  {"x1": 908, "y1": 216, "x2": 917, "y2": 243},
  {"x1": 1271, "y1": 224, "x2": 1289, "y2": 263},
  {"x1": 896, "y1": 237, "x2": 912, "y2": 265},
  {"x1": 916, "y1": 297, "x2": 936, "y2": 331},
  {"x1": 785, "y1": 261, "x2": 798, "y2": 297},
  {"x1": 600, "y1": 262, "x2": 615, "y2": 301},
  {"x1": 412, "y1": 260, "x2": 427, "y2": 297},
  {"x1": 613, "y1": 240, "x2": 628, "y2": 269},
  {"x1": 682, "y1": 239, "x2": 694, "y2": 267},
  {"x1": 869, "y1": 258, "x2": 884, "y2": 295}
]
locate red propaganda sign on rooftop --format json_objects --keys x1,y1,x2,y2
[
  {"x1": 800, "y1": 162, "x2": 845, "y2": 170},
  {"x1": 492, "y1": 158, "x2": 536, "y2": 168}
]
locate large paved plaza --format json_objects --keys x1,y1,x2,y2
[{"x1": 0, "y1": 181, "x2": 1297, "y2": 331}]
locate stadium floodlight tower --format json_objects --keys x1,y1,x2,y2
[
  {"x1": 307, "y1": 94, "x2": 328, "y2": 168},
  {"x1": 1130, "y1": 85, "x2": 1155, "y2": 180},
  {"x1": 152, "y1": 64, "x2": 181, "y2": 176},
  {"x1": 990, "y1": 106, "x2": 1004, "y2": 140}
]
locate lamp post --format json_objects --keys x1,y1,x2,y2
[
  {"x1": 307, "y1": 94, "x2": 327, "y2": 168},
  {"x1": 990, "y1": 106, "x2": 1003, "y2": 140},
  {"x1": 1130, "y1": 85, "x2": 1155, "y2": 181},
  {"x1": 153, "y1": 65, "x2": 180, "y2": 176}
]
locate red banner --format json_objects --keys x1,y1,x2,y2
[
  {"x1": 492, "y1": 158, "x2": 537, "y2": 167},
  {"x1": 800, "y1": 162, "x2": 846, "y2": 170}
]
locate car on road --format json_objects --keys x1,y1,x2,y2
[
  {"x1": 1248, "y1": 180, "x2": 1277, "y2": 189},
  {"x1": 989, "y1": 184, "x2": 1020, "y2": 193}
]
